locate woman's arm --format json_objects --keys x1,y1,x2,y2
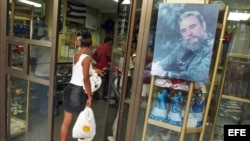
[{"x1": 82, "y1": 56, "x2": 92, "y2": 107}]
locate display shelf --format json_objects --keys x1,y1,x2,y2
[
  {"x1": 56, "y1": 62, "x2": 72, "y2": 102},
  {"x1": 8, "y1": 2, "x2": 34, "y2": 137},
  {"x1": 211, "y1": 98, "x2": 250, "y2": 140},
  {"x1": 221, "y1": 56, "x2": 250, "y2": 100},
  {"x1": 58, "y1": 34, "x2": 77, "y2": 62},
  {"x1": 9, "y1": 0, "x2": 34, "y2": 38},
  {"x1": 222, "y1": 95, "x2": 250, "y2": 103},
  {"x1": 154, "y1": 78, "x2": 189, "y2": 91},
  {"x1": 10, "y1": 116, "x2": 26, "y2": 137},
  {"x1": 141, "y1": 2, "x2": 229, "y2": 141},
  {"x1": 56, "y1": 63, "x2": 72, "y2": 83},
  {"x1": 66, "y1": 17, "x2": 85, "y2": 25},
  {"x1": 142, "y1": 75, "x2": 199, "y2": 141},
  {"x1": 209, "y1": 16, "x2": 250, "y2": 141},
  {"x1": 8, "y1": 75, "x2": 30, "y2": 138},
  {"x1": 148, "y1": 119, "x2": 203, "y2": 133}
]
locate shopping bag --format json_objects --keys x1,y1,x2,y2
[{"x1": 72, "y1": 107, "x2": 96, "y2": 140}]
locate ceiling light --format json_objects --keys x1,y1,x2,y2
[
  {"x1": 114, "y1": 0, "x2": 130, "y2": 5},
  {"x1": 228, "y1": 12, "x2": 250, "y2": 21},
  {"x1": 18, "y1": 0, "x2": 42, "y2": 7}
]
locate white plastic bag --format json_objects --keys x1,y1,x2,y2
[
  {"x1": 72, "y1": 107, "x2": 96, "y2": 140},
  {"x1": 89, "y1": 71, "x2": 102, "y2": 92}
]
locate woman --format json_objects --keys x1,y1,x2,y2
[{"x1": 60, "y1": 31, "x2": 102, "y2": 141}]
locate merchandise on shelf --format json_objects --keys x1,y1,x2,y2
[{"x1": 149, "y1": 89, "x2": 169, "y2": 122}]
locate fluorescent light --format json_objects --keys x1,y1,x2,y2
[
  {"x1": 228, "y1": 12, "x2": 250, "y2": 21},
  {"x1": 18, "y1": 0, "x2": 42, "y2": 7},
  {"x1": 114, "y1": 0, "x2": 130, "y2": 5}
]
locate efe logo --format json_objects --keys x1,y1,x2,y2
[
  {"x1": 224, "y1": 125, "x2": 250, "y2": 140},
  {"x1": 228, "y1": 129, "x2": 246, "y2": 136}
]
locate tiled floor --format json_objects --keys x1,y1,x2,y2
[
  {"x1": 10, "y1": 97, "x2": 119, "y2": 141},
  {"x1": 9, "y1": 94, "x2": 216, "y2": 141}
]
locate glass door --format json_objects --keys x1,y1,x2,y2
[{"x1": 2, "y1": 0, "x2": 59, "y2": 140}]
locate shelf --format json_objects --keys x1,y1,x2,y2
[
  {"x1": 217, "y1": 66, "x2": 223, "y2": 70},
  {"x1": 222, "y1": 94, "x2": 250, "y2": 103},
  {"x1": 66, "y1": 17, "x2": 84, "y2": 24},
  {"x1": 14, "y1": 12, "x2": 32, "y2": 19},
  {"x1": 228, "y1": 53, "x2": 250, "y2": 59},
  {"x1": 148, "y1": 119, "x2": 203, "y2": 133},
  {"x1": 10, "y1": 116, "x2": 26, "y2": 137},
  {"x1": 210, "y1": 18, "x2": 250, "y2": 141},
  {"x1": 217, "y1": 23, "x2": 223, "y2": 29},
  {"x1": 154, "y1": 78, "x2": 189, "y2": 91},
  {"x1": 11, "y1": 15, "x2": 31, "y2": 20},
  {"x1": 56, "y1": 63, "x2": 72, "y2": 102}
]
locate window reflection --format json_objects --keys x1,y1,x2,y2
[
  {"x1": 7, "y1": 76, "x2": 28, "y2": 137},
  {"x1": 8, "y1": 43, "x2": 24, "y2": 70},
  {"x1": 29, "y1": 43, "x2": 51, "y2": 80}
]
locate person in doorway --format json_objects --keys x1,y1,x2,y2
[
  {"x1": 31, "y1": 30, "x2": 58, "y2": 116},
  {"x1": 151, "y1": 11, "x2": 215, "y2": 82},
  {"x1": 92, "y1": 36, "x2": 113, "y2": 99},
  {"x1": 60, "y1": 31, "x2": 102, "y2": 141}
]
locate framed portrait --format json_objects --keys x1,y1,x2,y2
[{"x1": 150, "y1": 3, "x2": 220, "y2": 83}]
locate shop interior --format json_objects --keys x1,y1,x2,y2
[{"x1": 3, "y1": 0, "x2": 250, "y2": 141}]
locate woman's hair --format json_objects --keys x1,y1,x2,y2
[{"x1": 80, "y1": 31, "x2": 92, "y2": 47}]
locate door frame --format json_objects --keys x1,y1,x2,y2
[{"x1": 0, "y1": 0, "x2": 60, "y2": 140}]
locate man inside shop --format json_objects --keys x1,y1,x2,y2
[{"x1": 92, "y1": 36, "x2": 113, "y2": 99}]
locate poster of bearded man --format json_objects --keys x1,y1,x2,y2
[{"x1": 151, "y1": 3, "x2": 220, "y2": 83}]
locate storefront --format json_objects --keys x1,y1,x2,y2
[{"x1": 1, "y1": 0, "x2": 250, "y2": 141}]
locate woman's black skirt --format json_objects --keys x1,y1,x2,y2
[{"x1": 62, "y1": 83, "x2": 87, "y2": 113}]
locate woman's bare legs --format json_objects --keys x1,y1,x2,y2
[{"x1": 60, "y1": 111, "x2": 73, "y2": 141}]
